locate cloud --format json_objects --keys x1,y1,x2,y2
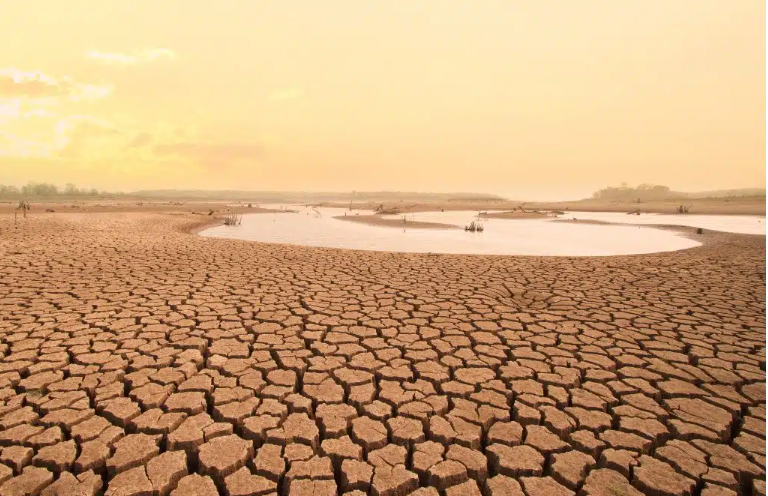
[
  {"x1": 0, "y1": 99, "x2": 21, "y2": 122},
  {"x1": 153, "y1": 142, "x2": 263, "y2": 166},
  {"x1": 0, "y1": 69, "x2": 113, "y2": 160},
  {"x1": 0, "y1": 68, "x2": 112, "y2": 102},
  {"x1": 54, "y1": 115, "x2": 118, "y2": 158},
  {"x1": 0, "y1": 131, "x2": 55, "y2": 158},
  {"x1": 144, "y1": 49, "x2": 176, "y2": 61},
  {"x1": 0, "y1": 98, "x2": 56, "y2": 125},
  {"x1": 0, "y1": 113, "x2": 121, "y2": 160},
  {"x1": 86, "y1": 49, "x2": 177, "y2": 67},
  {"x1": 70, "y1": 83, "x2": 113, "y2": 102},
  {"x1": 268, "y1": 87, "x2": 304, "y2": 102},
  {"x1": 0, "y1": 69, "x2": 63, "y2": 98}
]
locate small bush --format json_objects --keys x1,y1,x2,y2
[{"x1": 223, "y1": 213, "x2": 242, "y2": 226}]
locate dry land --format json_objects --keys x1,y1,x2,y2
[
  {"x1": 335, "y1": 215, "x2": 459, "y2": 230},
  {"x1": 0, "y1": 208, "x2": 764, "y2": 496},
  {"x1": 481, "y1": 211, "x2": 559, "y2": 220},
  {"x1": 0, "y1": 200, "x2": 281, "y2": 216}
]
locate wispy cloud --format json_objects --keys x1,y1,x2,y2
[
  {"x1": 0, "y1": 130, "x2": 55, "y2": 158},
  {"x1": 0, "y1": 98, "x2": 55, "y2": 125},
  {"x1": 54, "y1": 115, "x2": 118, "y2": 158},
  {"x1": 0, "y1": 68, "x2": 63, "y2": 98},
  {"x1": 86, "y1": 49, "x2": 177, "y2": 67},
  {"x1": 71, "y1": 83, "x2": 114, "y2": 102},
  {"x1": 0, "y1": 68, "x2": 112, "y2": 102}
]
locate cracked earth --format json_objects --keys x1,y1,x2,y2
[{"x1": 0, "y1": 212, "x2": 764, "y2": 496}]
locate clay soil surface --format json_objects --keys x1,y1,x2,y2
[
  {"x1": 0, "y1": 200, "x2": 281, "y2": 216},
  {"x1": 480, "y1": 211, "x2": 558, "y2": 220},
  {"x1": 335, "y1": 214, "x2": 459, "y2": 230},
  {"x1": 0, "y1": 209, "x2": 765, "y2": 496}
]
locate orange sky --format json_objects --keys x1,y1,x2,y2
[{"x1": 0, "y1": 1, "x2": 764, "y2": 199}]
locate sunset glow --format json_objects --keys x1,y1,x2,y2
[{"x1": 0, "y1": 1, "x2": 764, "y2": 198}]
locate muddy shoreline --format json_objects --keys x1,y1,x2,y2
[{"x1": 334, "y1": 214, "x2": 459, "y2": 230}]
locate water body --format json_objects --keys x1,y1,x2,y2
[
  {"x1": 561, "y1": 211, "x2": 765, "y2": 235},
  {"x1": 200, "y1": 207, "x2": 702, "y2": 256}
]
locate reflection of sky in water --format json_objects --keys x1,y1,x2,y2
[
  {"x1": 201, "y1": 207, "x2": 703, "y2": 256},
  {"x1": 561, "y1": 211, "x2": 765, "y2": 235}
]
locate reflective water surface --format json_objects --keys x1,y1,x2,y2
[
  {"x1": 561, "y1": 211, "x2": 765, "y2": 235},
  {"x1": 200, "y1": 206, "x2": 704, "y2": 256}
]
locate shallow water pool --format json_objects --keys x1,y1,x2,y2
[
  {"x1": 200, "y1": 207, "x2": 702, "y2": 256},
  {"x1": 562, "y1": 211, "x2": 765, "y2": 235}
]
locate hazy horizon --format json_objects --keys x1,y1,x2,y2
[
  {"x1": 1, "y1": 1, "x2": 765, "y2": 199},
  {"x1": 1, "y1": 181, "x2": 765, "y2": 204}
]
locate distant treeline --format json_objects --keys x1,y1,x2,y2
[
  {"x1": 0, "y1": 184, "x2": 505, "y2": 202},
  {"x1": 0, "y1": 182, "x2": 123, "y2": 197},
  {"x1": 592, "y1": 184, "x2": 673, "y2": 201},
  {"x1": 132, "y1": 189, "x2": 506, "y2": 202},
  {"x1": 592, "y1": 184, "x2": 765, "y2": 201}
]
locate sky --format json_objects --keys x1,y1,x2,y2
[{"x1": 0, "y1": 1, "x2": 764, "y2": 200}]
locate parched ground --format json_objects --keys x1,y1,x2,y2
[{"x1": 0, "y1": 212, "x2": 764, "y2": 496}]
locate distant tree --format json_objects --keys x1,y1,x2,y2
[
  {"x1": 0, "y1": 185, "x2": 19, "y2": 195},
  {"x1": 21, "y1": 182, "x2": 58, "y2": 196},
  {"x1": 592, "y1": 183, "x2": 673, "y2": 201},
  {"x1": 0, "y1": 182, "x2": 123, "y2": 198}
]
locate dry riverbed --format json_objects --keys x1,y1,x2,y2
[{"x1": 0, "y1": 210, "x2": 764, "y2": 496}]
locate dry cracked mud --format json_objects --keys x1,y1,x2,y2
[{"x1": 0, "y1": 212, "x2": 764, "y2": 496}]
